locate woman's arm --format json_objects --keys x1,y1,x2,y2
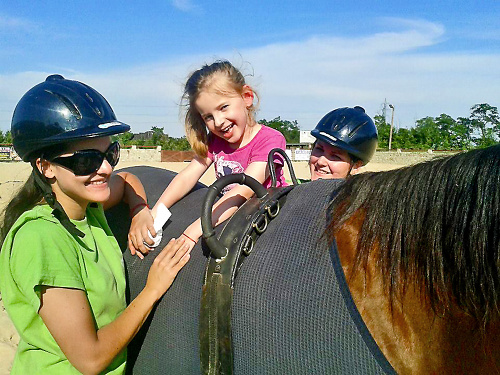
[
  {"x1": 182, "y1": 161, "x2": 269, "y2": 248},
  {"x1": 38, "y1": 238, "x2": 190, "y2": 375},
  {"x1": 104, "y1": 171, "x2": 155, "y2": 257}
]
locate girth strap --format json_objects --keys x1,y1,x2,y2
[{"x1": 200, "y1": 173, "x2": 294, "y2": 375}]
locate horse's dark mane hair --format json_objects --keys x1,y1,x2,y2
[{"x1": 328, "y1": 145, "x2": 500, "y2": 323}]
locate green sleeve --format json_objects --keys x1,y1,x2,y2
[{"x1": 10, "y1": 219, "x2": 85, "y2": 312}]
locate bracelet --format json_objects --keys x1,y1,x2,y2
[
  {"x1": 129, "y1": 202, "x2": 149, "y2": 217},
  {"x1": 182, "y1": 233, "x2": 198, "y2": 244}
]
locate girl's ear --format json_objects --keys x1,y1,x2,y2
[
  {"x1": 242, "y1": 85, "x2": 254, "y2": 107},
  {"x1": 36, "y1": 158, "x2": 56, "y2": 179}
]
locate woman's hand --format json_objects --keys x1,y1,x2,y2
[
  {"x1": 38, "y1": 237, "x2": 191, "y2": 374},
  {"x1": 145, "y1": 237, "x2": 191, "y2": 299},
  {"x1": 128, "y1": 206, "x2": 156, "y2": 259}
]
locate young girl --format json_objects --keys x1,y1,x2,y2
[
  {"x1": 149, "y1": 60, "x2": 287, "y2": 251},
  {"x1": 0, "y1": 75, "x2": 191, "y2": 374},
  {"x1": 307, "y1": 106, "x2": 378, "y2": 181}
]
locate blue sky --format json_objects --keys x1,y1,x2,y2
[{"x1": 1, "y1": 1, "x2": 500, "y2": 137}]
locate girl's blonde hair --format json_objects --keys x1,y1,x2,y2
[{"x1": 182, "y1": 60, "x2": 258, "y2": 157}]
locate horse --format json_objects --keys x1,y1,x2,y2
[{"x1": 106, "y1": 145, "x2": 500, "y2": 374}]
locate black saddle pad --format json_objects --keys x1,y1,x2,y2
[{"x1": 106, "y1": 167, "x2": 392, "y2": 374}]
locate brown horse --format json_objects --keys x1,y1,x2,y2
[
  {"x1": 107, "y1": 145, "x2": 499, "y2": 374},
  {"x1": 329, "y1": 145, "x2": 500, "y2": 374}
]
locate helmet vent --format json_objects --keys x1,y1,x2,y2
[
  {"x1": 83, "y1": 92, "x2": 103, "y2": 117},
  {"x1": 348, "y1": 121, "x2": 368, "y2": 138},
  {"x1": 45, "y1": 89, "x2": 82, "y2": 120}
]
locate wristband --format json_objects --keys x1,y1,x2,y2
[
  {"x1": 182, "y1": 233, "x2": 198, "y2": 244},
  {"x1": 129, "y1": 202, "x2": 149, "y2": 217}
]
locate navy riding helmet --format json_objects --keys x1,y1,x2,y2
[
  {"x1": 11, "y1": 74, "x2": 130, "y2": 161},
  {"x1": 310, "y1": 106, "x2": 378, "y2": 165}
]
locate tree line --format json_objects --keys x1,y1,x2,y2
[
  {"x1": 110, "y1": 117, "x2": 302, "y2": 151},
  {"x1": 376, "y1": 103, "x2": 499, "y2": 150},
  {"x1": 0, "y1": 103, "x2": 497, "y2": 151}
]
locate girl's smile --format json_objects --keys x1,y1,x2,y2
[{"x1": 195, "y1": 85, "x2": 255, "y2": 149}]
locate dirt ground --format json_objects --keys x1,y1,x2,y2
[{"x1": 0, "y1": 152, "x2": 446, "y2": 374}]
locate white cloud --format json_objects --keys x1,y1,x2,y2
[
  {"x1": 0, "y1": 14, "x2": 36, "y2": 32},
  {"x1": 1, "y1": 19, "x2": 499, "y2": 137},
  {"x1": 171, "y1": 0, "x2": 200, "y2": 12}
]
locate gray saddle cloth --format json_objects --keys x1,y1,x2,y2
[{"x1": 106, "y1": 167, "x2": 394, "y2": 374}]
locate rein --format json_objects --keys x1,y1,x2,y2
[{"x1": 199, "y1": 150, "x2": 296, "y2": 374}]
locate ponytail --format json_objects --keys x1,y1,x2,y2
[
  {"x1": 0, "y1": 173, "x2": 43, "y2": 247},
  {"x1": 1, "y1": 152, "x2": 84, "y2": 248}
]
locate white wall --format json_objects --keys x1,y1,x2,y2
[{"x1": 299, "y1": 130, "x2": 315, "y2": 144}]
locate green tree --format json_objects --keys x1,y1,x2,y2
[
  {"x1": 112, "y1": 132, "x2": 134, "y2": 146},
  {"x1": 412, "y1": 117, "x2": 441, "y2": 149},
  {"x1": 260, "y1": 117, "x2": 300, "y2": 143},
  {"x1": 150, "y1": 126, "x2": 167, "y2": 146},
  {"x1": 161, "y1": 136, "x2": 191, "y2": 151},
  {"x1": 469, "y1": 103, "x2": 499, "y2": 148},
  {"x1": 435, "y1": 114, "x2": 456, "y2": 149},
  {"x1": 451, "y1": 117, "x2": 473, "y2": 150},
  {"x1": 391, "y1": 128, "x2": 415, "y2": 149},
  {"x1": 374, "y1": 114, "x2": 390, "y2": 149},
  {"x1": 2, "y1": 131, "x2": 12, "y2": 144}
]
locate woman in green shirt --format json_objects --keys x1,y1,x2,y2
[{"x1": 0, "y1": 75, "x2": 191, "y2": 374}]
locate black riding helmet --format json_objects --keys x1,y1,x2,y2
[
  {"x1": 12, "y1": 74, "x2": 130, "y2": 161},
  {"x1": 310, "y1": 106, "x2": 377, "y2": 165},
  {"x1": 10, "y1": 75, "x2": 130, "y2": 238}
]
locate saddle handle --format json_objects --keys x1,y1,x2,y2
[
  {"x1": 201, "y1": 173, "x2": 268, "y2": 259},
  {"x1": 267, "y1": 148, "x2": 298, "y2": 187}
]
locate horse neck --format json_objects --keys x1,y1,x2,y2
[{"x1": 335, "y1": 217, "x2": 500, "y2": 375}]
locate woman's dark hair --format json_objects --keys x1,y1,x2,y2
[
  {"x1": 0, "y1": 172, "x2": 44, "y2": 246},
  {"x1": 0, "y1": 144, "x2": 70, "y2": 248}
]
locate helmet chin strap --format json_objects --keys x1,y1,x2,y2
[
  {"x1": 31, "y1": 164, "x2": 84, "y2": 238},
  {"x1": 346, "y1": 160, "x2": 355, "y2": 177}
]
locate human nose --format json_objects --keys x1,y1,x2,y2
[
  {"x1": 97, "y1": 157, "x2": 114, "y2": 174},
  {"x1": 317, "y1": 155, "x2": 328, "y2": 166},
  {"x1": 213, "y1": 113, "x2": 225, "y2": 128}
]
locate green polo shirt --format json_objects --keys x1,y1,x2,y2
[{"x1": 0, "y1": 204, "x2": 127, "y2": 374}]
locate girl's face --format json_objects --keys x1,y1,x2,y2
[
  {"x1": 195, "y1": 85, "x2": 254, "y2": 149},
  {"x1": 40, "y1": 136, "x2": 115, "y2": 219},
  {"x1": 309, "y1": 140, "x2": 361, "y2": 180}
]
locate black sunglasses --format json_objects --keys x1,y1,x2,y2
[{"x1": 49, "y1": 141, "x2": 120, "y2": 176}]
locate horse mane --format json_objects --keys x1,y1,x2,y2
[{"x1": 328, "y1": 145, "x2": 500, "y2": 324}]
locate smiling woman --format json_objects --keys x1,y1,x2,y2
[
  {"x1": 308, "y1": 106, "x2": 378, "y2": 181},
  {"x1": 0, "y1": 75, "x2": 191, "y2": 374}
]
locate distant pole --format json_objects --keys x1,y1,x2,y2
[
  {"x1": 383, "y1": 98, "x2": 388, "y2": 122},
  {"x1": 388, "y1": 104, "x2": 395, "y2": 150}
]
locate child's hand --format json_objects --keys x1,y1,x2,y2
[
  {"x1": 145, "y1": 238, "x2": 191, "y2": 299},
  {"x1": 128, "y1": 207, "x2": 156, "y2": 259},
  {"x1": 179, "y1": 233, "x2": 198, "y2": 253},
  {"x1": 179, "y1": 224, "x2": 201, "y2": 253}
]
